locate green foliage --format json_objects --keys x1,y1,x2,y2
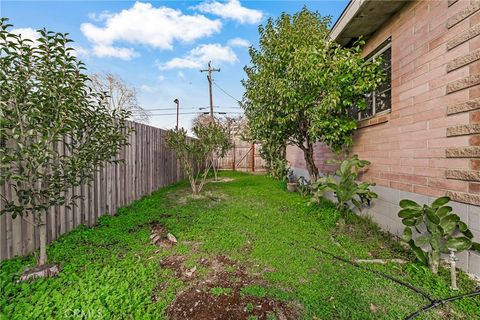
[
  {"x1": 242, "y1": 7, "x2": 383, "y2": 179},
  {"x1": 311, "y1": 155, "x2": 377, "y2": 213},
  {"x1": 192, "y1": 118, "x2": 232, "y2": 180},
  {"x1": 210, "y1": 287, "x2": 232, "y2": 296},
  {"x1": 1, "y1": 172, "x2": 479, "y2": 319},
  {"x1": 0, "y1": 19, "x2": 130, "y2": 265},
  {"x1": 258, "y1": 138, "x2": 287, "y2": 173},
  {"x1": 296, "y1": 176, "x2": 312, "y2": 197},
  {"x1": 241, "y1": 284, "x2": 268, "y2": 298},
  {"x1": 269, "y1": 158, "x2": 289, "y2": 181},
  {"x1": 166, "y1": 120, "x2": 232, "y2": 194},
  {"x1": 165, "y1": 128, "x2": 209, "y2": 195},
  {"x1": 399, "y1": 196, "x2": 479, "y2": 274}
]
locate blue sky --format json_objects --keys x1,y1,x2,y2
[{"x1": 1, "y1": 0, "x2": 348, "y2": 130}]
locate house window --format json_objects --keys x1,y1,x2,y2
[{"x1": 356, "y1": 39, "x2": 392, "y2": 121}]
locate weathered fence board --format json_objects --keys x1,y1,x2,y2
[{"x1": 0, "y1": 121, "x2": 191, "y2": 261}]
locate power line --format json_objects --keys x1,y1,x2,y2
[
  {"x1": 212, "y1": 80, "x2": 242, "y2": 103},
  {"x1": 131, "y1": 106, "x2": 242, "y2": 113},
  {"x1": 144, "y1": 111, "x2": 243, "y2": 116}
]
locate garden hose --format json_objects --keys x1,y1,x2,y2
[
  {"x1": 310, "y1": 246, "x2": 480, "y2": 319},
  {"x1": 404, "y1": 290, "x2": 480, "y2": 319},
  {"x1": 311, "y1": 246, "x2": 434, "y2": 302}
]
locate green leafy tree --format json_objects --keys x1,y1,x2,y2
[
  {"x1": 258, "y1": 138, "x2": 287, "y2": 178},
  {"x1": 399, "y1": 196, "x2": 480, "y2": 274},
  {"x1": 0, "y1": 20, "x2": 131, "y2": 267},
  {"x1": 166, "y1": 128, "x2": 210, "y2": 195},
  {"x1": 242, "y1": 8, "x2": 383, "y2": 180},
  {"x1": 311, "y1": 155, "x2": 377, "y2": 214},
  {"x1": 192, "y1": 115, "x2": 232, "y2": 180},
  {"x1": 242, "y1": 121, "x2": 287, "y2": 180}
]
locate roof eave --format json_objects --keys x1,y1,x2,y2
[{"x1": 329, "y1": 0, "x2": 409, "y2": 46}]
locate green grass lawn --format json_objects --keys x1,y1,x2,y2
[{"x1": 1, "y1": 172, "x2": 479, "y2": 319}]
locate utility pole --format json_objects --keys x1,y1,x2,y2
[
  {"x1": 173, "y1": 98, "x2": 179, "y2": 130},
  {"x1": 200, "y1": 61, "x2": 220, "y2": 119}
]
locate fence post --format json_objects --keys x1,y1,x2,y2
[
  {"x1": 251, "y1": 144, "x2": 255, "y2": 172},
  {"x1": 232, "y1": 142, "x2": 236, "y2": 171}
]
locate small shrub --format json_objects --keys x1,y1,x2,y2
[
  {"x1": 270, "y1": 159, "x2": 289, "y2": 181},
  {"x1": 166, "y1": 128, "x2": 210, "y2": 195},
  {"x1": 297, "y1": 176, "x2": 312, "y2": 197},
  {"x1": 311, "y1": 155, "x2": 377, "y2": 214},
  {"x1": 399, "y1": 196, "x2": 479, "y2": 274},
  {"x1": 192, "y1": 117, "x2": 232, "y2": 181}
]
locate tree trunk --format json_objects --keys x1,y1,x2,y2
[
  {"x1": 303, "y1": 141, "x2": 319, "y2": 181},
  {"x1": 191, "y1": 183, "x2": 198, "y2": 195},
  {"x1": 212, "y1": 156, "x2": 218, "y2": 181},
  {"x1": 38, "y1": 211, "x2": 47, "y2": 266}
]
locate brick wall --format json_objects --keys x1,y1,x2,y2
[{"x1": 287, "y1": 0, "x2": 480, "y2": 206}]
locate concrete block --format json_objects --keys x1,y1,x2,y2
[
  {"x1": 446, "y1": 124, "x2": 480, "y2": 137},
  {"x1": 447, "y1": 97, "x2": 480, "y2": 115},
  {"x1": 446, "y1": 2, "x2": 480, "y2": 29},
  {"x1": 373, "y1": 185, "x2": 400, "y2": 205},
  {"x1": 447, "y1": 191, "x2": 480, "y2": 206},
  {"x1": 447, "y1": 49, "x2": 480, "y2": 73},
  {"x1": 455, "y1": 250, "x2": 469, "y2": 271},
  {"x1": 471, "y1": 228, "x2": 480, "y2": 243},
  {"x1": 469, "y1": 204, "x2": 480, "y2": 231},
  {"x1": 447, "y1": 24, "x2": 480, "y2": 50},
  {"x1": 449, "y1": 200, "x2": 469, "y2": 223},
  {"x1": 445, "y1": 169, "x2": 480, "y2": 181},
  {"x1": 446, "y1": 74, "x2": 480, "y2": 94},
  {"x1": 468, "y1": 251, "x2": 480, "y2": 277}
]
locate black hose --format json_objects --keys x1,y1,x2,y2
[
  {"x1": 311, "y1": 246, "x2": 480, "y2": 319},
  {"x1": 404, "y1": 290, "x2": 480, "y2": 319},
  {"x1": 311, "y1": 246, "x2": 434, "y2": 302}
]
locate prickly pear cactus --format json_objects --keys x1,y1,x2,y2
[{"x1": 398, "y1": 196, "x2": 479, "y2": 274}]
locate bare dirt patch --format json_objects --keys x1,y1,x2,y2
[
  {"x1": 165, "y1": 255, "x2": 298, "y2": 320},
  {"x1": 150, "y1": 222, "x2": 177, "y2": 248},
  {"x1": 168, "y1": 189, "x2": 228, "y2": 206}
]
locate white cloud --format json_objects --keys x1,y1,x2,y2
[
  {"x1": 193, "y1": 0, "x2": 263, "y2": 24},
  {"x1": 157, "y1": 75, "x2": 166, "y2": 81},
  {"x1": 11, "y1": 28, "x2": 40, "y2": 44},
  {"x1": 81, "y1": 1, "x2": 222, "y2": 60},
  {"x1": 178, "y1": 71, "x2": 185, "y2": 80},
  {"x1": 70, "y1": 44, "x2": 91, "y2": 58},
  {"x1": 87, "y1": 11, "x2": 113, "y2": 22},
  {"x1": 157, "y1": 43, "x2": 237, "y2": 70},
  {"x1": 91, "y1": 44, "x2": 138, "y2": 60},
  {"x1": 11, "y1": 28, "x2": 91, "y2": 59},
  {"x1": 228, "y1": 37, "x2": 250, "y2": 47}
]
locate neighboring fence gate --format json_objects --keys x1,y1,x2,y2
[
  {"x1": 217, "y1": 140, "x2": 266, "y2": 172},
  {"x1": 0, "y1": 121, "x2": 199, "y2": 261}
]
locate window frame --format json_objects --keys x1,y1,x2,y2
[{"x1": 358, "y1": 39, "x2": 392, "y2": 121}]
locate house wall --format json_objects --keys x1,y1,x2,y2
[{"x1": 287, "y1": 0, "x2": 480, "y2": 276}]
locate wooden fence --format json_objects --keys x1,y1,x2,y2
[
  {"x1": 217, "y1": 139, "x2": 266, "y2": 172},
  {"x1": 0, "y1": 121, "x2": 196, "y2": 261}
]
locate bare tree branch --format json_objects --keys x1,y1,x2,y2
[{"x1": 90, "y1": 72, "x2": 149, "y2": 123}]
